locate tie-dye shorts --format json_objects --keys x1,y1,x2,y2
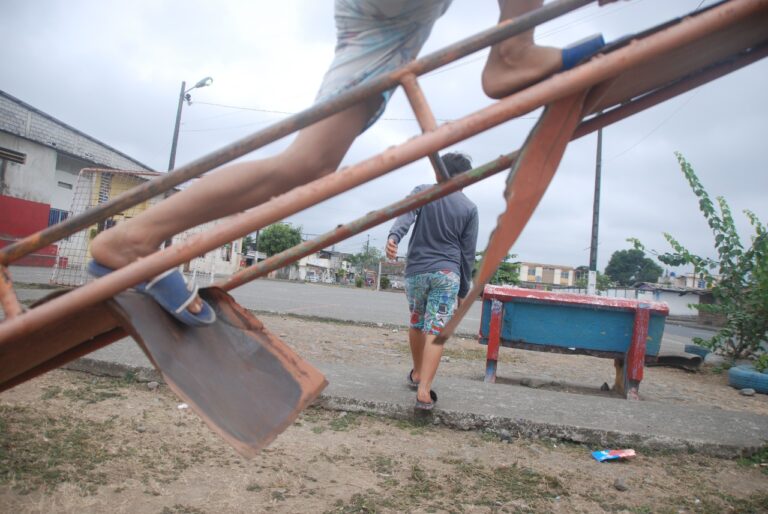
[
  {"x1": 405, "y1": 270, "x2": 460, "y2": 335},
  {"x1": 316, "y1": 0, "x2": 453, "y2": 131}
]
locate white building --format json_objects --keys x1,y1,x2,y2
[{"x1": 0, "y1": 89, "x2": 239, "y2": 281}]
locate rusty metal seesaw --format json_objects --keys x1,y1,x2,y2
[{"x1": 1, "y1": 0, "x2": 766, "y2": 457}]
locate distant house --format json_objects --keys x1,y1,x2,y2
[
  {"x1": 269, "y1": 250, "x2": 352, "y2": 284},
  {"x1": 517, "y1": 262, "x2": 575, "y2": 288},
  {"x1": 0, "y1": 89, "x2": 239, "y2": 280},
  {"x1": 634, "y1": 282, "x2": 706, "y2": 318},
  {"x1": 667, "y1": 271, "x2": 717, "y2": 289}
]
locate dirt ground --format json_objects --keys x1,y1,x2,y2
[{"x1": 2, "y1": 314, "x2": 768, "y2": 513}]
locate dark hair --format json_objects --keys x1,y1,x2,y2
[{"x1": 441, "y1": 152, "x2": 472, "y2": 177}]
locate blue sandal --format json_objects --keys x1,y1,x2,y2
[
  {"x1": 561, "y1": 34, "x2": 605, "y2": 71},
  {"x1": 88, "y1": 260, "x2": 216, "y2": 327}
]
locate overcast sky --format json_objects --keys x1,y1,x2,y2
[{"x1": 2, "y1": 0, "x2": 766, "y2": 274}]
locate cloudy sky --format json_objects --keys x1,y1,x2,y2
[{"x1": 2, "y1": 0, "x2": 766, "y2": 274}]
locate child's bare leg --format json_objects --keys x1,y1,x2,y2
[
  {"x1": 482, "y1": 0, "x2": 562, "y2": 99},
  {"x1": 409, "y1": 328, "x2": 426, "y2": 382},
  {"x1": 91, "y1": 99, "x2": 378, "y2": 311},
  {"x1": 416, "y1": 333, "x2": 444, "y2": 404}
]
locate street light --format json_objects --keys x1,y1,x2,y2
[{"x1": 167, "y1": 76, "x2": 213, "y2": 171}]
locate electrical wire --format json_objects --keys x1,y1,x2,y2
[{"x1": 606, "y1": 90, "x2": 699, "y2": 163}]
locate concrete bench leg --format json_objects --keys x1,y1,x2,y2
[{"x1": 484, "y1": 299, "x2": 503, "y2": 383}]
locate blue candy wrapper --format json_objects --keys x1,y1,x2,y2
[{"x1": 592, "y1": 449, "x2": 636, "y2": 462}]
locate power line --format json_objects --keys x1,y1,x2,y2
[{"x1": 606, "y1": 90, "x2": 699, "y2": 163}]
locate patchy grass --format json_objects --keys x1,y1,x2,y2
[
  {"x1": 3, "y1": 369, "x2": 767, "y2": 513},
  {"x1": 0, "y1": 405, "x2": 114, "y2": 495},
  {"x1": 739, "y1": 445, "x2": 768, "y2": 476},
  {"x1": 328, "y1": 455, "x2": 565, "y2": 513},
  {"x1": 160, "y1": 505, "x2": 207, "y2": 514},
  {"x1": 39, "y1": 375, "x2": 132, "y2": 404},
  {"x1": 329, "y1": 412, "x2": 363, "y2": 432}
]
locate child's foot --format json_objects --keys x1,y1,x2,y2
[
  {"x1": 482, "y1": 42, "x2": 562, "y2": 99},
  {"x1": 91, "y1": 226, "x2": 204, "y2": 315}
]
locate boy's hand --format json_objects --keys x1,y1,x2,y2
[{"x1": 385, "y1": 238, "x2": 398, "y2": 260}]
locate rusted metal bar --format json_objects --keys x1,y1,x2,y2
[
  {"x1": 219, "y1": 152, "x2": 520, "y2": 291},
  {"x1": 0, "y1": 266, "x2": 23, "y2": 319},
  {"x1": 400, "y1": 73, "x2": 449, "y2": 182},
  {"x1": 0, "y1": 0, "x2": 763, "y2": 346},
  {"x1": 0, "y1": 327, "x2": 126, "y2": 393},
  {"x1": 574, "y1": 41, "x2": 768, "y2": 138},
  {"x1": 0, "y1": 0, "x2": 595, "y2": 266}
]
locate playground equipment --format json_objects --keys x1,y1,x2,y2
[{"x1": 1, "y1": 0, "x2": 767, "y2": 456}]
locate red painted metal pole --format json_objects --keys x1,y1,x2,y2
[
  {"x1": 626, "y1": 305, "x2": 650, "y2": 383},
  {"x1": 0, "y1": 0, "x2": 764, "y2": 346},
  {"x1": 484, "y1": 298, "x2": 504, "y2": 383},
  {"x1": 400, "y1": 73, "x2": 449, "y2": 183},
  {"x1": 574, "y1": 42, "x2": 768, "y2": 139}
]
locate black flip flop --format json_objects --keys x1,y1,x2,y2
[
  {"x1": 414, "y1": 389, "x2": 438, "y2": 411},
  {"x1": 406, "y1": 369, "x2": 420, "y2": 389}
]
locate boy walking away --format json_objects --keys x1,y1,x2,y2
[{"x1": 386, "y1": 153, "x2": 479, "y2": 410}]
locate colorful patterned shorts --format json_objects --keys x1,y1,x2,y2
[
  {"x1": 405, "y1": 270, "x2": 460, "y2": 335},
  {"x1": 316, "y1": 0, "x2": 452, "y2": 131}
]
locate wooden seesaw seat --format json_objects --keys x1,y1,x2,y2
[{"x1": 0, "y1": 288, "x2": 326, "y2": 458}]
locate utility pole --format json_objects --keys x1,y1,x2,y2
[
  {"x1": 588, "y1": 126, "x2": 603, "y2": 295},
  {"x1": 365, "y1": 234, "x2": 371, "y2": 286}
]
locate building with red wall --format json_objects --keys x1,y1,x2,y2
[{"x1": 0, "y1": 90, "x2": 153, "y2": 266}]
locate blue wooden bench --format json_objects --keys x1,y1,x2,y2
[{"x1": 478, "y1": 285, "x2": 669, "y2": 399}]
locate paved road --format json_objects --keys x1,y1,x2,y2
[
  {"x1": 228, "y1": 279, "x2": 484, "y2": 335},
  {"x1": 8, "y1": 265, "x2": 714, "y2": 342},
  {"x1": 7, "y1": 266, "x2": 484, "y2": 334}
]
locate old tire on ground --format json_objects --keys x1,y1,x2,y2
[
  {"x1": 684, "y1": 344, "x2": 711, "y2": 358},
  {"x1": 728, "y1": 365, "x2": 768, "y2": 394}
]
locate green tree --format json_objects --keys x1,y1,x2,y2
[
  {"x1": 633, "y1": 152, "x2": 768, "y2": 359},
  {"x1": 604, "y1": 248, "x2": 663, "y2": 286},
  {"x1": 474, "y1": 253, "x2": 521, "y2": 286},
  {"x1": 350, "y1": 246, "x2": 383, "y2": 272},
  {"x1": 258, "y1": 223, "x2": 302, "y2": 257},
  {"x1": 241, "y1": 235, "x2": 255, "y2": 252}
]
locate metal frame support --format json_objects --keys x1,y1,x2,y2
[
  {"x1": 400, "y1": 73, "x2": 450, "y2": 182},
  {"x1": 623, "y1": 304, "x2": 650, "y2": 400},
  {"x1": 484, "y1": 299, "x2": 504, "y2": 383}
]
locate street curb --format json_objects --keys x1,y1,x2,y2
[
  {"x1": 62, "y1": 356, "x2": 762, "y2": 458},
  {"x1": 314, "y1": 395, "x2": 757, "y2": 459}
]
